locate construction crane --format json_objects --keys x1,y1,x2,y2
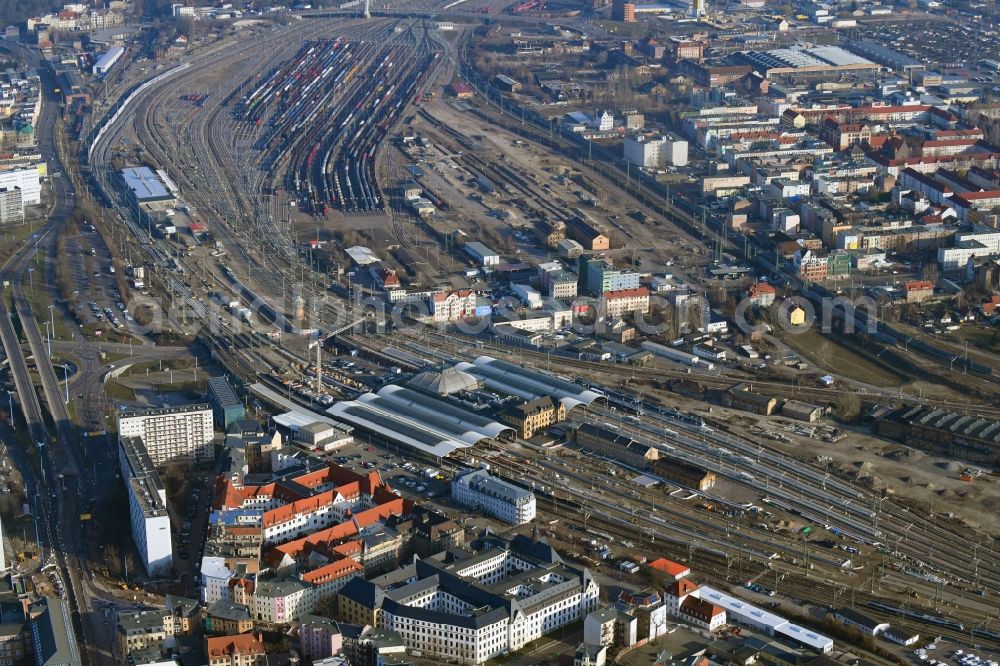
[{"x1": 308, "y1": 312, "x2": 373, "y2": 393}]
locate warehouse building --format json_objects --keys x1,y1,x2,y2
[
  {"x1": 831, "y1": 608, "x2": 889, "y2": 636},
  {"x1": 119, "y1": 437, "x2": 173, "y2": 577},
  {"x1": 208, "y1": 376, "x2": 245, "y2": 429},
  {"x1": 722, "y1": 383, "x2": 778, "y2": 416},
  {"x1": 463, "y1": 241, "x2": 500, "y2": 268},
  {"x1": 121, "y1": 166, "x2": 177, "y2": 210},
  {"x1": 781, "y1": 400, "x2": 824, "y2": 422},
  {"x1": 93, "y1": 45, "x2": 125, "y2": 76},
  {"x1": 699, "y1": 586, "x2": 832, "y2": 653},
  {"x1": 877, "y1": 406, "x2": 1000, "y2": 466},
  {"x1": 451, "y1": 468, "x2": 536, "y2": 525},
  {"x1": 736, "y1": 46, "x2": 877, "y2": 81}
]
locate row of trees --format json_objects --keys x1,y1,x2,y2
[{"x1": 0, "y1": 0, "x2": 62, "y2": 28}]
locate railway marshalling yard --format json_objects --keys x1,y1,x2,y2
[{"x1": 84, "y1": 12, "x2": 1000, "y2": 662}]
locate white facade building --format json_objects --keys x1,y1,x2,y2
[
  {"x1": 0, "y1": 188, "x2": 23, "y2": 225},
  {"x1": 937, "y1": 226, "x2": 1000, "y2": 270},
  {"x1": 624, "y1": 135, "x2": 689, "y2": 168},
  {"x1": 451, "y1": 468, "x2": 536, "y2": 525},
  {"x1": 117, "y1": 404, "x2": 215, "y2": 465},
  {"x1": 0, "y1": 168, "x2": 40, "y2": 205},
  {"x1": 431, "y1": 290, "x2": 477, "y2": 322},
  {"x1": 119, "y1": 437, "x2": 172, "y2": 577},
  {"x1": 200, "y1": 557, "x2": 235, "y2": 604},
  {"x1": 348, "y1": 535, "x2": 599, "y2": 665},
  {"x1": 592, "y1": 111, "x2": 614, "y2": 131}
]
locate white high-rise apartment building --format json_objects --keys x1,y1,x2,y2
[
  {"x1": 117, "y1": 404, "x2": 214, "y2": 465},
  {"x1": 119, "y1": 437, "x2": 172, "y2": 577}
]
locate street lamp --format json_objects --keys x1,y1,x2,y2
[
  {"x1": 48, "y1": 304, "x2": 54, "y2": 341},
  {"x1": 6, "y1": 391, "x2": 13, "y2": 431}
]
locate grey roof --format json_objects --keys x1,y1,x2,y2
[
  {"x1": 408, "y1": 368, "x2": 481, "y2": 396},
  {"x1": 338, "y1": 577, "x2": 383, "y2": 609},
  {"x1": 833, "y1": 607, "x2": 885, "y2": 630},
  {"x1": 208, "y1": 376, "x2": 242, "y2": 408},
  {"x1": 117, "y1": 610, "x2": 166, "y2": 633},
  {"x1": 165, "y1": 595, "x2": 200, "y2": 618},
  {"x1": 255, "y1": 578, "x2": 309, "y2": 599},
  {"x1": 207, "y1": 600, "x2": 251, "y2": 622},
  {"x1": 453, "y1": 469, "x2": 533, "y2": 504},
  {"x1": 121, "y1": 166, "x2": 173, "y2": 202},
  {"x1": 299, "y1": 614, "x2": 340, "y2": 633},
  {"x1": 455, "y1": 356, "x2": 603, "y2": 411},
  {"x1": 327, "y1": 384, "x2": 514, "y2": 458},
  {"x1": 896, "y1": 406, "x2": 1000, "y2": 443},
  {"x1": 375, "y1": 537, "x2": 588, "y2": 632},
  {"x1": 464, "y1": 241, "x2": 498, "y2": 259},
  {"x1": 31, "y1": 597, "x2": 79, "y2": 666}
]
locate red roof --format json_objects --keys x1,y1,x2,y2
[
  {"x1": 954, "y1": 189, "x2": 1000, "y2": 200},
  {"x1": 648, "y1": 557, "x2": 690, "y2": 578},
  {"x1": 206, "y1": 634, "x2": 265, "y2": 658},
  {"x1": 301, "y1": 558, "x2": 363, "y2": 584},
  {"x1": 433, "y1": 289, "x2": 473, "y2": 301},
  {"x1": 923, "y1": 138, "x2": 982, "y2": 148},
  {"x1": 748, "y1": 282, "x2": 776, "y2": 297},
  {"x1": 604, "y1": 287, "x2": 649, "y2": 300},
  {"x1": 904, "y1": 280, "x2": 934, "y2": 291},
  {"x1": 667, "y1": 577, "x2": 700, "y2": 597}
]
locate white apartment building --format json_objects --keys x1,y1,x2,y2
[
  {"x1": 252, "y1": 579, "x2": 311, "y2": 624},
  {"x1": 431, "y1": 290, "x2": 477, "y2": 322},
  {"x1": 0, "y1": 188, "x2": 23, "y2": 225},
  {"x1": 451, "y1": 468, "x2": 536, "y2": 525},
  {"x1": 602, "y1": 288, "x2": 650, "y2": 317},
  {"x1": 624, "y1": 134, "x2": 689, "y2": 168},
  {"x1": 119, "y1": 437, "x2": 172, "y2": 577},
  {"x1": 0, "y1": 168, "x2": 40, "y2": 205},
  {"x1": 200, "y1": 557, "x2": 236, "y2": 604},
  {"x1": 117, "y1": 404, "x2": 215, "y2": 465},
  {"x1": 938, "y1": 227, "x2": 1000, "y2": 270}
]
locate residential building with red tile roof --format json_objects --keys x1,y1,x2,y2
[{"x1": 205, "y1": 633, "x2": 266, "y2": 666}]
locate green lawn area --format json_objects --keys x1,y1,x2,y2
[
  {"x1": 776, "y1": 327, "x2": 910, "y2": 388},
  {"x1": 103, "y1": 382, "x2": 135, "y2": 402},
  {"x1": 18, "y1": 276, "x2": 74, "y2": 341},
  {"x1": 939, "y1": 324, "x2": 1000, "y2": 353}
]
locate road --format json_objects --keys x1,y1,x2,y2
[{"x1": 0, "y1": 42, "x2": 113, "y2": 665}]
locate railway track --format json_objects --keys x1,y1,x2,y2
[{"x1": 457, "y1": 447, "x2": 999, "y2": 649}]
